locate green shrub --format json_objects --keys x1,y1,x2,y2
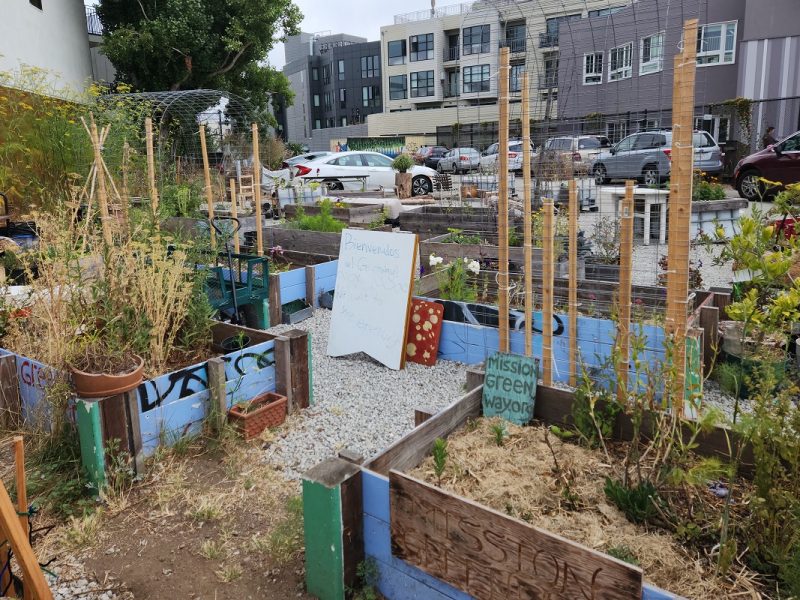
[
  {"x1": 392, "y1": 153, "x2": 413, "y2": 173},
  {"x1": 293, "y1": 199, "x2": 346, "y2": 232},
  {"x1": 604, "y1": 477, "x2": 660, "y2": 524}
]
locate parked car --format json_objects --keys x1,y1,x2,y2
[
  {"x1": 592, "y1": 130, "x2": 723, "y2": 185},
  {"x1": 543, "y1": 135, "x2": 610, "y2": 173},
  {"x1": 423, "y1": 147, "x2": 450, "y2": 170},
  {"x1": 479, "y1": 139, "x2": 534, "y2": 172},
  {"x1": 297, "y1": 151, "x2": 436, "y2": 195},
  {"x1": 735, "y1": 130, "x2": 800, "y2": 200},
  {"x1": 436, "y1": 147, "x2": 481, "y2": 173},
  {"x1": 282, "y1": 152, "x2": 332, "y2": 178},
  {"x1": 414, "y1": 146, "x2": 448, "y2": 165}
]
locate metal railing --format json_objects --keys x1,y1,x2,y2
[
  {"x1": 443, "y1": 46, "x2": 460, "y2": 62},
  {"x1": 86, "y1": 6, "x2": 103, "y2": 35},
  {"x1": 443, "y1": 85, "x2": 460, "y2": 98},
  {"x1": 538, "y1": 74, "x2": 558, "y2": 89},
  {"x1": 539, "y1": 32, "x2": 558, "y2": 48},
  {"x1": 500, "y1": 38, "x2": 526, "y2": 53},
  {"x1": 394, "y1": 0, "x2": 520, "y2": 24}
]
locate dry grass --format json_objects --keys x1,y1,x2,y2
[{"x1": 410, "y1": 418, "x2": 760, "y2": 599}]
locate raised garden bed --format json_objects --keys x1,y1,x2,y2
[
  {"x1": 402, "y1": 206, "x2": 523, "y2": 237},
  {"x1": 283, "y1": 202, "x2": 384, "y2": 225},
  {"x1": 691, "y1": 198, "x2": 748, "y2": 239}
]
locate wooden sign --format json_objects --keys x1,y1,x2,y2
[
  {"x1": 405, "y1": 299, "x2": 444, "y2": 366},
  {"x1": 327, "y1": 229, "x2": 418, "y2": 370},
  {"x1": 483, "y1": 352, "x2": 538, "y2": 425},
  {"x1": 390, "y1": 471, "x2": 642, "y2": 600}
]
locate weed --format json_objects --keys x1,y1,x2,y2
[
  {"x1": 603, "y1": 478, "x2": 659, "y2": 524},
  {"x1": 608, "y1": 545, "x2": 640, "y2": 566},
  {"x1": 265, "y1": 496, "x2": 304, "y2": 564},
  {"x1": 64, "y1": 511, "x2": 103, "y2": 549},
  {"x1": 491, "y1": 422, "x2": 507, "y2": 446},
  {"x1": 215, "y1": 564, "x2": 243, "y2": 583},
  {"x1": 432, "y1": 438, "x2": 448, "y2": 484},
  {"x1": 292, "y1": 199, "x2": 346, "y2": 232},
  {"x1": 189, "y1": 494, "x2": 225, "y2": 522},
  {"x1": 199, "y1": 539, "x2": 225, "y2": 560},
  {"x1": 350, "y1": 558, "x2": 380, "y2": 600}
]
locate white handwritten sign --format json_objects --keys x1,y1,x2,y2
[{"x1": 327, "y1": 229, "x2": 418, "y2": 370}]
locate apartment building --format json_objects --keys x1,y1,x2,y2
[
  {"x1": 369, "y1": 0, "x2": 626, "y2": 145},
  {"x1": 280, "y1": 33, "x2": 383, "y2": 147},
  {"x1": 557, "y1": 0, "x2": 800, "y2": 148}
]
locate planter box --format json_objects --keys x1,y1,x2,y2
[
  {"x1": 421, "y1": 232, "x2": 541, "y2": 270},
  {"x1": 283, "y1": 202, "x2": 384, "y2": 225},
  {"x1": 584, "y1": 259, "x2": 620, "y2": 283},
  {"x1": 691, "y1": 198, "x2": 748, "y2": 239},
  {"x1": 228, "y1": 391, "x2": 287, "y2": 440},
  {"x1": 264, "y1": 227, "x2": 343, "y2": 256},
  {"x1": 402, "y1": 206, "x2": 522, "y2": 237},
  {"x1": 282, "y1": 300, "x2": 313, "y2": 324}
]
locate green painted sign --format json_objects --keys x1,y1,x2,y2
[{"x1": 482, "y1": 352, "x2": 539, "y2": 425}]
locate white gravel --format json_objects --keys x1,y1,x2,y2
[
  {"x1": 265, "y1": 310, "x2": 468, "y2": 478},
  {"x1": 48, "y1": 558, "x2": 130, "y2": 600}
]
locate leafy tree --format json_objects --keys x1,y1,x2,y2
[{"x1": 97, "y1": 0, "x2": 301, "y2": 114}]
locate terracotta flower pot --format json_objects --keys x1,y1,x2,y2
[
  {"x1": 70, "y1": 354, "x2": 145, "y2": 399},
  {"x1": 228, "y1": 391, "x2": 288, "y2": 440}
]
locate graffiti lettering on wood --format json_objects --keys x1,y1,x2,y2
[{"x1": 390, "y1": 471, "x2": 642, "y2": 600}]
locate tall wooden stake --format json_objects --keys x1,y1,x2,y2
[
  {"x1": 522, "y1": 72, "x2": 533, "y2": 358},
  {"x1": 199, "y1": 124, "x2": 216, "y2": 246},
  {"x1": 665, "y1": 20, "x2": 699, "y2": 414},
  {"x1": 229, "y1": 178, "x2": 240, "y2": 254},
  {"x1": 568, "y1": 179, "x2": 578, "y2": 387},
  {"x1": 617, "y1": 181, "x2": 635, "y2": 404},
  {"x1": 88, "y1": 116, "x2": 113, "y2": 247},
  {"x1": 252, "y1": 123, "x2": 264, "y2": 256},
  {"x1": 145, "y1": 117, "x2": 159, "y2": 221},
  {"x1": 120, "y1": 140, "x2": 131, "y2": 230},
  {"x1": 497, "y1": 47, "x2": 510, "y2": 353},
  {"x1": 542, "y1": 200, "x2": 554, "y2": 386}
]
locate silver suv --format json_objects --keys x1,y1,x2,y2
[{"x1": 592, "y1": 130, "x2": 723, "y2": 186}]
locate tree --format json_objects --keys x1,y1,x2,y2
[{"x1": 97, "y1": 0, "x2": 301, "y2": 115}]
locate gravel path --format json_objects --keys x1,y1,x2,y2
[{"x1": 265, "y1": 310, "x2": 468, "y2": 478}]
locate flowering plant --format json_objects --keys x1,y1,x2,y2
[{"x1": 429, "y1": 254, "x2": 480, "y2": 301}]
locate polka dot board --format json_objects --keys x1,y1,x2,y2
[{"x1": 404, "y1": 299, "x2": 444, "y2": 367}]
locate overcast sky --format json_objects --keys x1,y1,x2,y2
[{"x1": 266, "y1": 0, "x2": 443, "y2": 68}]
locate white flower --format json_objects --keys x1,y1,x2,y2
[
  {"x1": 429, "y1": 254, "x2": 443, "y2": 267},
  {"x1": 463, "y1": 257, "x2": 469, "y2": 263},
  {"x1": 467, "y1": 260, "x2": 480, "y2": 274}
]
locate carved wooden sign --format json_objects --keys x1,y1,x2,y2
[{"x1": 390, "y1": 471, "x2": 642, "y2": 600}]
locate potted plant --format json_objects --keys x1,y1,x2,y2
[
  {"x1": 393, "y1": 154, "x2": 414, "y2": 199},
  {"x1": 228, "y1": 390, "x2": 288, "y2": 440},
  {"x1": 584, "y1": 216, "x2": 620, "y2": 282}
]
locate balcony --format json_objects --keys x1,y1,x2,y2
[
  {"x1": 500, "y1": 38, "x2": 526, "y2": 53},
  {"x1": 443, "y1": 46, "x2": 460, "y2": 62},
  {"x1": 539, "y1": 32, "x2": 558, "y2": 48},
  {"x1": 86, "y1": 6, "x2": 103, "y2": 36},
  {"x1": 443, "y1": 85, "x2": 460, "y2": 98},
  {"x1": 538, "y1": 74, "x2": 558, "y2": 89}
]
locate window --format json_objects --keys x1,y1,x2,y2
[
  {"x1": 543, "y1": 14, "x2": 580, "y2": 47},
  {"x1": 410, "y1": 33, "x2": 434, "y2": 62},
  {"x1": 388, "y1": 40, "x2": 406, "y2": 65},
  {"x1": 780, "y1": 133, "x2": 800, "y2": 152},
  {"x1": 362, "y1": 85, "x2": 380, "y2": 107},
  {"x1": 543, "y1": 52, "x2": 558, "y2": 87},
  {"x1": 313, "y1": 94, "x2": 320, "y2": 107},
  {"x1": 463, "y1": 65, "x2": 490, "y2": 93},
  {"x1": 322, "y1": 65, "x2": 330, "y2": 84},
  {"x1": 608, "y1": 43, "x2": 632, "y2": 81},
  {"x1": 410, "y1": 71, "x2": 435, "y2": 98},
  {"x1": 389, "y1": 75, "x2": 407, "y2": 100},
  {"x1": 314, "y1": 119, "x2": 321, "y2": 129},
  {"x1": 339, "y1": 88, "x2": 347, "y2": 108},
  {"x1": 463, "y1": 25, "x2": 490, "y2": 55},
  {"x1": 607, "y1": 122, "x2": 630, "y2": 143},
  {"x1": 338, "y1": 60, "x2": 345, "y2": 80},
  {"x1": 361, "y1": 55, "x2": 379, "y2": 78},
  {"x1": 332, "y1": 154, "x2": 362, "y2": 167},
  {"x1": 697, "y1": 21, "x2": 737, "y2": 65},
  {"x1": 510, "y1": 64, "x2": 524, "y2": 92},
  {"x1": 327, "y1": 118, "x2": 335, "y2": 128},
  {"x1": 583, "y1": 52, "x2": 603, "y2": 85},
  {"x1": 341, "y1": 117, "x2": 347, "y2": 127},
  {"x1": 640, "y1": 32, "x2": 664, "y2": 75},
  {"x1": 588, "y1": 6, "x2": 624, "y2": 17},
  {"x1": 324, "y1": 92, "x2": 331, "y2": 110},
  {"x1": 363, "y1": 154, "x2": 393, "y2": 167},
  {"x1": 312, "y1": 68, "x2": 319, "y2": 81},
  {"x1": 29, "y1": 0, "x2": 42, "y2": 9}
]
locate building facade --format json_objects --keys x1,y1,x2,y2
[
  {"x1": 557, "y1": 0, "x2": 800, "y2": 147},
  {"x1": 280, "y1": 33, "x2": 383, "y2": 147},
  {"x1": 369, "y1": 0, "x2": 624, "y2": 144}
]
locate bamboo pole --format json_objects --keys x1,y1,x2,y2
[
  {"x1": 199, "y1": 124, "x2": 216, "y2": 247},
  {"x1": 252, "y1": 123, "x2": 264, "y2": 256},
  {"x1": 522, "y1": 72, "x2": 533, "y2": 358},
  {"x1": 87, "y1": 116, "x2": 113, "y2": 247},
  {"x1": 568, "y1": 179, "x2": 578, "y2": 387},
  {"x1": 120, "y1": 140, "x2": 131, "y2": 229},
  {"x1": 617, "y1": 181, "x2": 635, "y2": 404},
  {"x1": 665, "y1": 20, "x2": 699, "y2": 414},
  {"x1": 497, "y1": 47, "x2": 510, "y2": 353},
  {"x1": 15, "y1": 436, "x2": 32, "y2": 600},
  {"x1": 542, "y1": 199, "x2": 554, "y2": 386},
  {"x1": 145, "y1": 117, "x2": 159, "y2": 221},
  {"x1": 229, "y1": 178, "x2": 240, "y2": 254}
]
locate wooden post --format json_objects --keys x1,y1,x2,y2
[
  {"x1": 15, "y1": 432, "x2": 30, "y2": 600},
  {"x1": 617, "y1": 181, "x2": 635, "y2": 404},
  {"x1": 123, "y1": 391, "x2": 145, "y2": 476},
  {"x1": 207, "y1": 357, "x2": 227, "y2": 435},
  {"x1": 466, "y1": 365, "x2": 486, "y2": 391},
  {"x1": 229, "y1": 178, "x2": 240, "y2": 254},
  {"x1": 0, "y1": 481, "x2": 53, "y2": 600},
  {"x1": 120, "y1": 140, "x2": 131, "y2": 229},
  {"x1": 199, "y1": 124, "x2": 216, "y2": 247},
  {"x1": 88, "y1": 116, "x2": 113, "y2": 246},
  {"x1": 287, "y1": 329, "x2": 311, "y2": 412},
  {"x1": 145, "y1": 117, "x2": 159, "y2": 221},
  {"x1": 268, "y1": 272, "x2": 282, "y2": 327},
  {"x1": 0, "y1": 354, "x2": 19, "y2": 429},
  {"x1": 521, "y1": 71, "x2": 533, "y2": 358},
  {"x1": 568, "y1": 179, "x2": 579, "y2": 387},
  {"x1": 665, "y1": 20, "x2": 699, "y2": 413},
  {"x1": 542, "y1": 200, "x2": 554, "y2": 386},
  {"x1": 274, "y1": 335, "x2": 293, "y2": 410},
  {"x1": 305, "y1": 265, "x2": 317, "y2": 309},
  {"x1": 497, "y1": 47, "x2": 511, "y2": 353},
  {"x1": 252, "y1": 123, "x2": 264, "y2": 256},
  {"x1": 414, "y1": 408, "x2": 434, "y2": 427}
]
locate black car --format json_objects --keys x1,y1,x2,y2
[{"x1": 422, "y1": 146, "x2": 449, "y2": 170}]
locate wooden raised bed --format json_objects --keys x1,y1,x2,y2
[
  {"x1": 402, "y1": 206, "x2": 523, "y2": 237},
  {"x1": 283, "y1": 203, "x2": 384, "y2": 225},
  {"x1": 691, "y1": 198, "x2": 748, "y2": 239},
  {"x1": 263, "y1": 227, "x2": 343, "y2": 256}
]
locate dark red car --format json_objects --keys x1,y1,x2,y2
[{"x1": 735, "y1": 130, "x2": 800, "y2": 200}]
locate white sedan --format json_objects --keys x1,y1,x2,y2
[{"x1": 297, "y1": 151, "x2": 436, "y2": 196}]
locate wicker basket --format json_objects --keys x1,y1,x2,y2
[{"x1": 228, "y1": 391, "x2": 288, "y2": 440}]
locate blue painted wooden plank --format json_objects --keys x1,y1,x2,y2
[
  {"x1": 139, "y1": 390, "x2": 210, "y2": 454},
  {"x1": 315, "y1": 259, "x2": 338, "y2": 279},
  {"x1": 643, "y1": 584, "x2": 684, "y2": 599},
  {"x1": 225, "y1": 368, "x2": 276, "y2": 407},
  {"x1": 279, "y1": 267, "x2": 306, "y2": 288},
  {"x1": 362, "y1": 469, "x2": 390, "y2": 521},
  {"x1": 368, "y1": 555, "x2": 466, "y2": 600},
  {"x1": 364, "y1": 513, "x2": 391, "y2": 563},
  {"x1": 281, "y1": 283, "x2": 307, "y2": 303},
  {"x1": 315, "y1": 275, "x2": 336, "y2": 294},
  {"x1": 222, "y1": 340, "x2": 275, "y2": 381}
]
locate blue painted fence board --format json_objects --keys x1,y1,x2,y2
[{"x1": 139, "y1": 390, "x2": 209, "y2": 454}]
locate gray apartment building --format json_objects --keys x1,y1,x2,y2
[
  {"x1": 557, "y1": 0, "x2": 800, "y2": 150},
  {"x1": 279, "y1": 32, "x2": 382, "y2": 148}
]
